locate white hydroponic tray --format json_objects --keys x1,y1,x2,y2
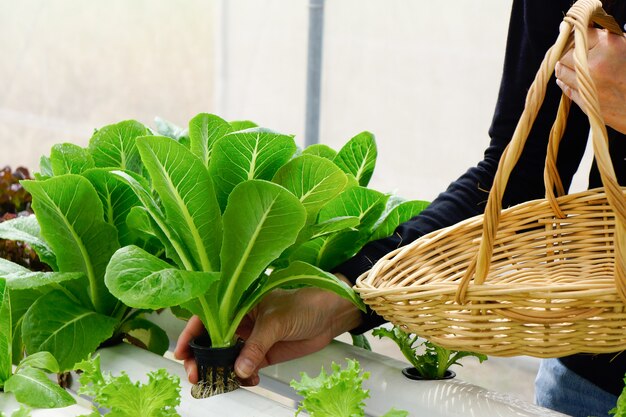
[
  {"x1": 84, "y1": 341, "x2": 567, "y2": 417},
  {"x1": 0, "y1": 341, "x2": 567, "y2": 417},
  {"x1": 1, "y1": 309, "x2": 569, "y2": 417}
]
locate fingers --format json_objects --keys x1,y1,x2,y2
[
  {"x1": 555, "y1": 28, "x2": 608, "y2": 113},
  {"x1": 235, "y1": 319, "x2": 277, "y2": 379},
  {"x1": 183, "y1": 357, "x2": 199, "y2": 384},
  {"x1": 239, "y1": 372, "x2": 261, "y2": 387},
  {"x1": 555, "y1": 61, "x2": 578, "y2": 96},
  {"x1": 174, "y1": 316, "x2": 205, "y2": 361}
]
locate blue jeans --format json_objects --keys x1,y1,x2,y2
[{"x1": 535, "y1": 358, "x2": 618, "y2": 417}]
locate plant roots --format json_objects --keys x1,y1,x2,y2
[{"x1": 191, "y1": 366, "x2": 240, "y2": 399}]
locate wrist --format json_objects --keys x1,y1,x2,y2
[{"x1": 328, "y1": 273, "x2": 364, "y2": 336}]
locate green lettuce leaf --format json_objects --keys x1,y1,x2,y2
[
  {"x1": 0, "y1": 278, "x2": 11, "y2": 387},
  {"x1": 301, "y1": 144, "x2": 337, "y2": 160},
  {"x1": 0, "y1": 406, "x2": 32, "y2": 417},
  {"x1": 207, "y1": 130, "x2": 296, "y2": 210},
  {"x1": 136, "y1": 136, "x2": 222, "y2": 273},
  {"x1": 290, "y1": 359, "x2": 370, "y2": 417},
  {"x1": 272, "y1": 154, "x2": 348, "y2": 222},
  {"x1": 76, "y1": 354, "x2": 181, "y2": 417},
  {"x1": 188, "y1": 113, "x2": 233, "y2": 166},
  {"x1": 229, "y1": 120, "x2": 257, "y2": 131},
  {"x1": 49, "y1": 143, "x2": 95, "y2": 176},
  {"x1": 217, "y1": 180, "x2": 306, "y2": 330},
  {"x1": 21, "y1": 290, "x2": 118, "y2": 371},
  {"x1": 332, "y1": 131, "x2": 377, "y2": 187},
  {"x1": 21, "y1": 175, "x2": 120, "y2": 315},
  {"x1": 370, "y1": 199, "x2": 430, "y2": 241},
  {"x1": 4, "y1": 365, "x2": 75, "y2": 409},
  {"x1": 82, "y1": 168, "x2": 142, "y2": 247},
  {"x1": 105, "y1": 245, "x2": 219, "y2": 310},
  {"x1": 119, "y1": 317, "x2": 170, "y2": 355}
]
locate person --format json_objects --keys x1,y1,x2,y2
[{"x1": 175, "y1": 1, "x2": 626, "y2": 415}]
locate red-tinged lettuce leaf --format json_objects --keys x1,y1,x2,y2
[
  {"x1": 0, "y1": 215, "x2": 57, "y2": 271},
  {"x1": 21, "y1": 290, "x2": 118, "y2": 371},
  {"x1": 0, "y1": 166, "x2": 32, "y2": 215}
]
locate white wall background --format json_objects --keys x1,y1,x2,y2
[
  {"x1": 217, "y1": 0, "x2": 513, "y2": 201},
  {"x1": 0, "y1": 0, "x2": 591, "y2": 199},
  {"x1": 0, "y1": 0, "x2": 214, "y2": 170}
]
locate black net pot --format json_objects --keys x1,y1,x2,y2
[
  {"x1": 189, "y1": 336, "x2": 245, "y2": 399},
  {"x1": 401, "y1": 367, "x2": 456, "y2": 381}
]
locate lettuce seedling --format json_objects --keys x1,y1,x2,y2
[
  {"x1": 290, "y1": 359, "x2": 408, "y2": 417},
  {"x1": 0, "y1": 407, "x2": 31, "y2": 417},
  {"x1": 0, "y1": 278, "x2": 75, "y2": 409},
  {"x1": 75, "y1": 354, "x2": 181, "y2": 417},
  {"x1": 610, "y1": 375, "x2": 626, "y2": 416},
  {"x1": 373, "y1": 325, "x2": 487, "y2": 380}
]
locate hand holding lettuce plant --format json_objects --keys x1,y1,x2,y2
[
  {"x1": 373, "y1": 325, "x2": 487, "y2": 380},
  {"x1": 103, "y1": 113, "x2": 428, "y2": 397},
  {"x1": 290, "y1": 359, "x2": 408, "y2": 417}
]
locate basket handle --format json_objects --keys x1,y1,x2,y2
[{"x1": 455, "y1": 0, "x2": 626, "y2": 304}]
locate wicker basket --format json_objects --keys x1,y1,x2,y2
[{"x1": 354, "y1": 0, "x2": 626, "y2": 358}]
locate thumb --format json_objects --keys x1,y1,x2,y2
[{"x1": 235, "y1": 320, "x2": 277, "y2": 379}]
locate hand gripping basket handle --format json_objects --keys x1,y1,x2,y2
[{"x1": 455, "y1": 0, "x2": 626, "y2": 304}]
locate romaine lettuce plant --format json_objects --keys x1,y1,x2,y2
[
  {"x1": 0, "y1": 277, "x2": 75, "y2": 409},
  {"x1": 290, "y1": 359, "x2": 408, "y2": 417},
  {"x1": 373, "y1": 325, "x2": 487, "y2": 380},
  {"x1": 104, "y1": 114, "x2": 428, "y2": 353},
  {"x1": 0, "y1": 121, "x2": 170, "y2": 371}
]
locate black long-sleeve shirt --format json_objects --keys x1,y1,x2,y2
[{"x1": 335, "y1": 0, "x2": 626, "y2": 397}]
